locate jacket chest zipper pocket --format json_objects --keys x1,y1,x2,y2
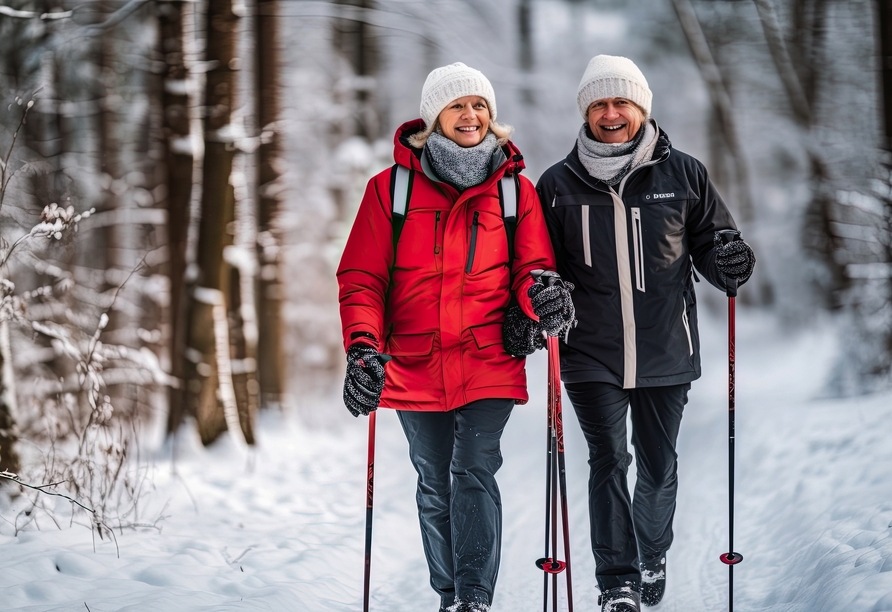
[
  {"x1": 433, "y1": 211, "x2": 441, "y2": 255},
  {"x1": 631, "y1": 207, "x2": 645, "y2": 292},
  {"x1": 681, "y1": 295, "x2": 693, "y2": 356},
  {"x1": 465, "y1": 211, "x2": 479, "y2": 274}
]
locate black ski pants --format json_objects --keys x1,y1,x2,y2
[
  {"x1": 397, "y1": 398, "x2": 514, "y2": 609},
  {"x1": 564, "y1": 381, "x2": 689, "y2": 591}
]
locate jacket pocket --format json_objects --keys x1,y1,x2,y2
[
  {"x1": 387, "y1": 332, "x2": 435, "y2": 357},
  {"x1": 465, "y1": 211, "x2": 480, "y2": 273},
  {"x1": 681, "y1": 295, "x2": 693, "y2": 356},
  {"x1": 631, "y1": 207, "x2": 645, "y2": 292},
  {"x1": 469, "y1": 323, "x2": 503, "y2": 350}
]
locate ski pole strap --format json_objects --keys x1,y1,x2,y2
[{"x1": 717, "y1": 229, "x2": 741, "y2": 298}]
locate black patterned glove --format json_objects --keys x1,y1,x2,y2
[
  {"x1": 529, "y1": 275, "x2": 577, "y2": 338},
  {"x1": 502, "y1": 302, "x2": 545, "y2": 357},
  {"x1": 343, "y1": 343, "x2": 388, "y2": 417},
  {"x1": 714, "y1": 233, "x2": 756, "y2": 285}
]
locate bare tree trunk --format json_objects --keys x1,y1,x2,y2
[
  {"x1": 879, "y1": 0, "x2": 892, "y2": 152},
  {"x1": 876, "y1": 0, "x2": 892, "y2": 365},
  {"x1": 256, "y1": 0, "x2": 285, "y2": 410},
  {"x1": 750, "y1": 0, "x2": 846, "y2": 303},
  {"x1": 333, "y1": 0, "x2": 380, "y2": 140},
  {"x1": 161, "y1": 0, "x2": 194, "y2": 435},
  {"x1": 99, "y1": 1, "x2": 158, "y2": 421},
  {"x1": 671, "y1": 0, "x2": 754, "y2": 222},
  {"x1": 228, "y1": 0, "x2": 261, "y2": 443},
  {"x1": 183, "y1": 0, "x2": 252, "y2": 445},
  {"x1": 0, "y1": 318, "x2": 20, "y2": 473},
  {"x1": 517, "y1": 0, "x2": 534, "y2": 105}
]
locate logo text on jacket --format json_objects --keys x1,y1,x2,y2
[{"x1": 646, "y1": 192, "x2": 675, "y2": 200}]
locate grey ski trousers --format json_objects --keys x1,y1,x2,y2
[
  {"x1": 564, "y1": 381, "x2": 689, "y2": 591},
  {"x1": 397, "y1": 398, "x2": 514, "y2": 609}
]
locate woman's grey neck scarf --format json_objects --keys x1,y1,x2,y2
[
  {"x1": 576, "y1": 118, "x2": 659, "y2": 187},
  {"x1": 425, "y1": 131, "x2": 501, "y2": 191}
]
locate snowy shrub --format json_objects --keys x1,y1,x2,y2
[{"x1": 0, "y1": 94, "x2": 163, "y2": 543}]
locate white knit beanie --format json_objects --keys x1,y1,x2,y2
[
  {"x1": 419, "y1": 62, "x2": 497, "y2": 128},
  {"x1": 576, "y1": 55, "x2": 652, "y2": 119}
]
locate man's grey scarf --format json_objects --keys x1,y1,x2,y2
[
  {"x1": 425, "y1": 132, "x2": 501, "y2": 191},
  {"x1": 576, "y1": 119, "x2": 659, "y2": 187}
]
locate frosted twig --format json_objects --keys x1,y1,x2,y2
[
  {"x1": 0, "y1": 471, "x2": 95, "y2": 514},
  {"x1": 0, "y1": 92, "x2": 38, "y2": 214}
]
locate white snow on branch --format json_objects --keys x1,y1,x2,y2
[{"x1": 0, "y1": 4, "x2": 72, "y2": 19}]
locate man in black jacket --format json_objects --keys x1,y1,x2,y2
[{"x1": 536, "y1": 55, "x2": 755, "y2": 612}]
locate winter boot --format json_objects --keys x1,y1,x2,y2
[
  {"x1": 598, "y1": 586, "x2": 641, "y2": 612},
  {"x1": 640, "y1": 555, "x2": 666, "y2": 606},
  {"x1": 446, "y1": 601, "x2": 490, "y2": 612}
]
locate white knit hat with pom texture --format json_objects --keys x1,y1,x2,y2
[
  {"x1": 419, "y1": 62, "x2": 497, "y2": 129},
  {"x1": 576, "y1": 55, "x2": 652, "y2": 119}
]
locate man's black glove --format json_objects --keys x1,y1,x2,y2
[
  {"x1": 502, "y1": 302, "x2": 545, "y2": 357},
  {"x1": 529, "y1": 275, "x2": 577, "y2": 338},
  {"x1": 714, "y1": 233, "x2": 756, "y2": 286},
  {"x1": 343, "y1": 343, "x2": 388, "y2": 417}
]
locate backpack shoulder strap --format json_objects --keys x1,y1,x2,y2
[
  {"x1": 498, "y1": 174, "x2": 520, "y2": 271},
  {"x1": 389, "y1": 164, "x2": 414, "y2": 257}
]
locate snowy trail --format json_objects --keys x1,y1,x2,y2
[{"x1": 1, "y1": 309, "x2": 892, "y2": 611}]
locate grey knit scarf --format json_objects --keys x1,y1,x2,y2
[
  {"x1": 576, "y1": 119, "x2": 659, "y2": 187},
  {"x1": 425, "y1": 132, "x2": 501, "y2": 191}
]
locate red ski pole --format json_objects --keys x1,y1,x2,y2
[
  {"x1": 363, "y1": 410, "x2": 376, "y2": 612},
  {"x1": 549, "y1": 334, "x2": 574, "y2": 612},
  {"x1": 717, "y1": 230, "x2": 743, "y2": 612},
  {"x1": 532, "y1": 270, "x2": 574, "y2": 612}
]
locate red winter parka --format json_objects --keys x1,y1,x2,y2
[{"x1": 337, "y1": 120, "x2": 556, "y2": 411}]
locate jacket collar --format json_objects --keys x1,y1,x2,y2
[
  {"x1": 564, "y1": 127, "x2": 672, "y2": 192},
  {"x1": 393, "y1": 119, "x2": 526, "y2": 180}
]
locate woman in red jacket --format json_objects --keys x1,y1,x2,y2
[{"x1": 337, "y1": 62, "x2": 575, "y2": 612}]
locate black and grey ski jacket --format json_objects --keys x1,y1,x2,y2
[{"x1": 536, "y1": 128, "x2": 737, "y2": 388}]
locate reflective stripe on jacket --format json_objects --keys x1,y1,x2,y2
[
  {"x1": 536, "y1": 129, "x2": 737, "y2": 389},
  {"x1": 338, "y1": 119, "x2": 557, "y2": 411}
]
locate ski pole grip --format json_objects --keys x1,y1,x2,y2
[
  {"x1": 717, "y1": 230, "x2": 740, "y2": 298},
  {"x1": 531, "y1": 269, "x2": 560, "y2": 287}
]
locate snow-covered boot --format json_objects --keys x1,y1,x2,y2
[
  {"x1": 640, "y1": 555, "x2": 666, "y2": 606},
  {"x1": 446, "y1": 601, "x2": 490, "y2": 612},
  {"x1": 598, "y1": 586, "x2": 641, "y2": 612}
]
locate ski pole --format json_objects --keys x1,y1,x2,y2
[
  {"x1": 363, "y1": 410, "x2": 376, "y2": 612},
  {"x1": 531, "y1": 270, "x2": 573, "y2": 612},
  {"x1": 541, "y1": 378, "x2": 554, "y2": 612},
  {"x1": 549, "y1": 336, "x2": 573, "y2": 612},
  {"x1": 360, "y1": 353, "x2": 390, "y2": 612},
  {"x1": 717, "y1": 230, "x2": 743, "y2": 612}
]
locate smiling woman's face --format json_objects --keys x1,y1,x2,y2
[
  {"x1": 586, "y1": 97, "x2": 645, "y2": 144},
  {"x1": 437, "y1": 96, "x2": 491, "y2": 147}
]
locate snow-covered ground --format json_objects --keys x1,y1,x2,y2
[{"x1": 2, "y1": 307, "x2": 891, "y2": 611}]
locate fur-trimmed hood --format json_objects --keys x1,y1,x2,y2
[{"x1": 392, "y1": 119, "x2": 526, "y2": 176}]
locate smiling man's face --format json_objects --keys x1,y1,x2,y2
[{"x1": 586, "y1": 97, "x2": 645, "y2": 144}]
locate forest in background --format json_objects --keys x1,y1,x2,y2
[{"x1": 0, "y1": 0, "x2": 889, "y2": 533}]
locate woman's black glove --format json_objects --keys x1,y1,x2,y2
[
  {"x1": 713, "y1": 233, "x2": 756, "y2": 286},
  {"x1": 502, "y1": 302, "x2": 545, "y2": 357},
  {"x1": 343, "y1": 343, "x2": 389, "y2": 417},
  {"x1": 529, "y1": 275, "x2": 577, "y2": 338}
]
